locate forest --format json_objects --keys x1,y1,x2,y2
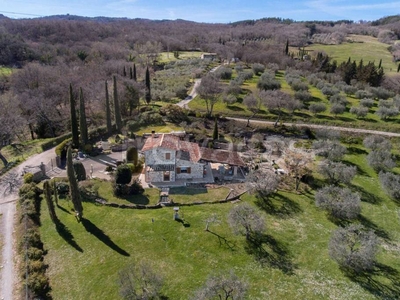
[{"x1": 1, "y1": 14, "x2": 400, "y2": 151}]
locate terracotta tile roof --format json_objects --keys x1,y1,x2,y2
[
  {"x1": 142, "y1": 134, "x2": 201, "y2": 163},
  {"x1": 200, "y1": 147, "x2": 246, "y2": 167},
  {"x1": 142, "y1": 133, "x2": 245, "y2": 166}
]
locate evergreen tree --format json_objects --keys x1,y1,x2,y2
[
  {"x1": 378, "y1": 59, "x2": 382, "y2": 69},
  {"x1": 397, "y1": 64, "x2": 400, "y2": 73},
  {"x1": 105, "y1": 80, "x2": 112, "y2": 135},
  {"x1": 44, "y1": 180, "x2": 57, "y2": 224},
  {"x1": 79, "y1": 87, "x2": 88, "y2": 148},
  {"x1": 133, "y1": 64, "x2": 137, "y2": 81},
  {"x1": 129, "y1": 66, "x2": 133, "y2": 79},
  {"x1": 67, "y1": 146, "x2": 83, "y2": 220},
  {"x1": 212, "y1": 118, "x2": 219, "y2": 140},
  {"x1": 113, "y1": 76, "x2": 123, "y2": 132},
  {"x1": 145, "y1": 66, "x2": 151, "y2": 105},
  {"x1": 285, "y1": 39, "x2": 289, "y2": 55},
  {"x1": 69, "y1": 84, "x2": 79, "y2": 149},
  {"x1": 123, "y1": 66, "x2": 127, "y2": 77}
]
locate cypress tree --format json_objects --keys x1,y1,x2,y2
[
  {"x1": 129, "y1": 66, "x2": 133, "y2": 79},
  {"x1": 79, "y1": 87, "x2": 88, "y2": 148},
  {"x1": 123, "y1": 66, "x2": 127, "y2": 77},
  {"x1": 113, "y1": 75, "x2": 123, "y2": 132},
  {"x1": 397, "y1": 64, "x2": 400, "y2": 73},
  {"x1": 69, "y1": 84, "x2": 79, "y2": 149},
  {"x1": 67, "y1": 146, "x2": 83, "y2": 220},
  {"x1": 145, "y1": 66, "x2": 151, "y2": 105},
  {"x1": 105, "y1": 80, "x2": 112, "y2": 135},
  {"x1": 378, "y1": 59, "x2": 382, "y2": 69},
  {"x1": 44, "y1": 180, "x2": 57, "y2": 224},
  {"x1": 285, "y1": 39, "x2": 289, "y2": 55},
  {"x1": 133, "y1": 64, "x2": 137, "y2": 81},
  {"x1": 212, "y1": 118, "x2": 219, "y2": 140}
]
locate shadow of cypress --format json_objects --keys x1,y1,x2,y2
[
  {"x1": 55, "y1": 220, "x2": 83, "y2": 252},
  {"x1": 81, "y1": 218, "x2": 130, "y2": 256}
]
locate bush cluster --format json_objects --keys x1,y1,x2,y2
[{"x1": 18, "y1": 183, "x2": 51, "y2": 299}]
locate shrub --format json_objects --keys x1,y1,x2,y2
[
  {"x1": 360, "y1": 98, "x2": 374, "y2": 107},
  {"x1": 251, "y1": 63, "x2": 265, "y2": 76},
  {"x1": 309, "y1": 103, "x2": 326, "y2": 115},
  {"x1": 115, "y1": 164, "x2": 132, "y2": 185},
  {"x1": 56, "y1": 181, "x2": 70, "y2": 195},
  {"x1": 129, "y1": 179, "x2": 144, "y2": 195},
  {"x1": 23, "y1": 173, "x2": 34, "y2": 184},
  {"x1": 349, "y1": 106, "x2": 368, "y2": 118},
  {"x1": 126, "y1": 147, "x2": 138, "y2": 165},
  {"x1": 55, "y1": 138, "x2": 72, "y2": 157},
  {"x1": 73, "y1": 161, "x2": 87, "y2": 181}
]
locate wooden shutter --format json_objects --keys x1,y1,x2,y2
[
  {"x1": 165, "y1": 153, "x2": 170, "y2": 160},
  {"x1": 176, "y1": 167, "x2": 181, "y2": 174},
  {"x1": 187, "y1": 167, "x2": 191, "y2": 174}
]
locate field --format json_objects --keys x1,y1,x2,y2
[
  {"x1": 40, "y1": 143, "x2": 400, "y2": 299},
  {"x1": 0, "y1": 67, "x2": 12, "y2": 75},
  {"x1": 306, "y1": 35, "x2": 399, "y2": 75},
  {"x1": 158, "y1": 51, "x2": 203, "y2": 63}
]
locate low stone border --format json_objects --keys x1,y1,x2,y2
[{"x1": 94, "y1": 190, "x2": 248, "y2": 209}]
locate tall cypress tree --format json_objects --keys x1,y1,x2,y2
[
  {"x1": 133, "y1": 64, "x2": 137, "y2": 81},
  {"x1": 79, "y1": 87, "x2": 88, "y2": 148},
  {"x1": 123, "y1": 66, "x2": 127, "y2": 77},
  {"x1": 53, "y1": 179, "x2": 58, "y2": 206},
  {"x1": 105, "y1": 80, "x2": 112, "y2": 135},
  {"x1": 44, "y1": 180, "x2": 57, "y2": 224},
  {"x1": 69, "y1": 84, "x2": 79, "y2": 149},
  {"x1": 397, "y1": 64, "x2": 400, "y2": 73},
  {"x1": 285, "y1": 40, "x2": 289, "y2": 55},
  {"x1": 113, "y1": 75, "x2": 123, "y2": 132},
  {"x1": 67, "y1": 146, "x2": 83, "y2": 220},
  {"x1": 212, "y1": 118, "x2": 219, "y2": 140},
  {"x1": 129, "y1": 66, "x2": 133, "y2": 80},
  {"x1": 145, "y1": 66, "x2": 151, "y2": 105}
]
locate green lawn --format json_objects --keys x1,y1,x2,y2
[
  {"x1": 40, "y1": 147, "x2": 400, "y2": 299},
  {"x1": 0, "y1": 67, "x2": 12, "y2": 75},
  {"x1": 158, "y1": 51, "x2": 203, "y2": 63},
  {"x1": 306, "y1": 35, "x2": 399, "y2": 76}
]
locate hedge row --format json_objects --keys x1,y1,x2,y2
[{"x1": 18, "y1": 183, "x2": 51, "y2": 299}]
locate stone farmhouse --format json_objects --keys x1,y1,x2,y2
[{"x1": 142, "y1": 133, "x2": 245, "y2": 185}]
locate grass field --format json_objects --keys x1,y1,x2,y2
[
  {"x1": 158, "y1": 51, "x2": 203, "y2": 63},
  {"x1": 40, "y1": 144, "x2": 400, "y2": 299},
  {"x1": 0, "y1": 67, "x2": 12, "y2": 75},
  {"x1": 306, "y1": 35, "x2": 399, "y2": 76}
]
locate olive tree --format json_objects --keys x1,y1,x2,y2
[
  {"x1": 379, "y1": 171, "x2": 400, "y2": 200},
  {"x1": 313, "y1": 140, "x2": 347, "y2": 161},
  {"x1": 228, "y1": 203, "x2": 265, "y2": 240},
  {"x1": 315, "y1": 186, "x2": 361, "y2": 220},
  {"x1": 363, "y1": 135, "x2": 392, "y2": 152},
  {"x1": 318, "y1": 161, "x2": 357, "y2": 185},
  {"x1": 367, "y1": 150, "x2": 396, "y2": 172},
  {"x1": 329, "y1": 224, "x2": 379, "y2": 273},
  {"x1": 192, "y1": 270, "x2": 248, "y2": 300}
]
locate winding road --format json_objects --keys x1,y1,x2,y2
[{"x1": 1, "y1": 64, "x2": 400, "y2": 299}]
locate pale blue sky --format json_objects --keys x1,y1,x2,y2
[{"x1": 0, "y1": 0, "x2": 398, "y2": 23}]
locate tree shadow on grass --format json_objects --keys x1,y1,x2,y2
[
  {"x1": 349, "y1": 184, "x2": 382, "y2": 205},
  {"x1": 245, "y1": 233, "x2": 295, "y2": 275},
  {"x1": 345, "y1": 263, "x2": 400, "y2": 299},
  {"x1": 81, "y1": 218, "x2": 130, "y2": 256},
  {"x1": 342, "y1": 160, "x2": 369, "y2": 177},
  {"x1": 57, "y1": 204, "x2": 72, "y2": 214},
  {"x1": 55, "y1": 219, "x2": 83, "y2": 252},
  {"x1": 255, "y1": 193, "x2": 302, "y2": 218},
  {"x1": 226, "y1": 105, "x2": 245, "y2": 112},
  {"x1": 206, "y1": 230, "x2": 236, "y2": 251},
  {"x1": 346, "y1": 146, "x2": 368, "y2": 155},
  {"x1": 357, "y1": 215, "x2": 390, "y2": 241}
]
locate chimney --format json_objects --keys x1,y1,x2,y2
[{"x1": 151, "y1": 130, "x2": 155, "y2": 138}]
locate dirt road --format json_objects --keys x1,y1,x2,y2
[{"x1": 227, "y1": 117, "x2": 400, "y2": 137}]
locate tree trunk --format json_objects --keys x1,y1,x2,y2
[{"x1": 0, "y1": 151, "x2": 8, "y2": 167}]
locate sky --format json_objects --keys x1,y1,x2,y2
[{"x1": 0, "y1": 0, "x2": 399, "y2": 23}]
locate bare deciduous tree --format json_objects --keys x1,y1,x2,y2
[
  {"x1": 246, "y1": 169, "x2": 279, "y2": 199},
  {"x1": 315, "y1": 185, "x2": 361, "y2": 220},
  {"x1": 119, "y1": 261, "x2": 164, "y2": 300},
  {"x1": 196, "y1": 73, "x2": 222, "y2": 117},
  {"x1": 284, "y1": 149, "x2": 313, "y2": 191},
  {"x1": 329, "y1": 224, "x2": 379, "y2": 273},
  {"x1": 243, "y1": 93, "x2": 261, "y2": 126},
  {"x1": 192, "y1": 270, "x2": 248, "y2": 300},
  {"x1": 228, "y1": 203, "x2": 265, "y2": 240}
]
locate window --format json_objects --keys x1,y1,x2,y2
[
  {"x1": 180, "y1": 167, "x2": 191, "y2": 174},
  {"x1": 165, "y1": 153, "x2": 171, "y2": 160}
]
